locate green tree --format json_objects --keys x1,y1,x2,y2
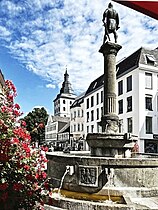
[{"x1": 22, "y1": 107, "x2": 48, "y2": 145}]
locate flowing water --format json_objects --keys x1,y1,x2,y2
[
  {"x1": 105, "y1": 168, "x2": 115, "y2": 204},
  {"x1": 58, "y1": 168, "x2": 69, "y2": 195},
  {"x1": 50, "y1": 168, "x2": 69, "y2": 200}
]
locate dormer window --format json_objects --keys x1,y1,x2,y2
[
  {"x1": 93, "y1": 82, "x2": 97, "y2": 89},
  {"x1": 146, "y1": 54, "x2": 156, "y2": 66}
]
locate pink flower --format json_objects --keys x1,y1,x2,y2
[
  {"x1": 13, "y1": 183, "x2": 23, "y2": 191},
  {"x1": 13, "y1": 110, "x2": 20, "y2": 116},
  {"x1": 11, "y1": 138, "x2": 19, "y2": 144},
  {"x1": 21, "y1": 120, "x2": 26, "y2": 127},
  {"x1": 24, "y1": 165, "x2": 30, "y2": 170},
  {"x1": 0, "y1": 183, "x2": 8, "y2": 191},
  {"x1": 0, "y1": 80, "x2": 50, "y2": 209},
  {"x1": 14, "y1": 103, "x2": 20, "y2": 110}
]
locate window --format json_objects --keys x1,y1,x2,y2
[
  {"x1": 71, "y1": 113, "x2": 73, "y2": 120},
  {"x1": 118, "y1": 80, "x2": 123, "y2": 95},
  {"x1": 145, "y1": 141, "x2": 157, "y2": 153},
  {"x1": 87, "y1": 98, "x2": 89, "y2": 109},
  {"x1": 70, "y1": 101, "x2": 72, "y2": 105},
  {"x1": 145, "y1": 96, "x2": 152, "y2": 111},
  {"x1": 78, "y1": 110, "x2": 80, "y2": 117},
  {"x1": 127, "y1": 75, "x2": 132, "y2": 92},
  {"x1": 81, "y1": 123, "x2": 84, "y2": 131},
  {"x1": 93, "y1": 82, "x2": 97, "y2": 89},
  {"x1": 127, "y1": 118, "x2": 132, "y2": 133},
  {"x1": 97, "y1": 123, "x2": 101, "y2": 133},
  {"x1": 81, "y1": 110, "x2": 84, "y2": 117},
  {"x1": 91, "y1": 125, "x2": 94, "y2": 133},
  {"x1": 91, "y1": 96, "x2": 94, "y2": 107},
  {"x1": 78, "y1": 123, "x2": 80, "y2": 131},
  {"x1": 74, "y1": 111, "x2": 76, "y2": 118},
  {"x1": 91, "y1": 110, "x2": 94, "y2": 121},
  {"x1": 63, "y1": 100, "x2": 66, "y2": 104},
  {"x1": 87, "y1": 112, "x2": 89, "y2": 122},
  {"x1": 97, "y1": 108, "x2": 99, "y2": 120},
  {"x1": 74, "y1": 124, "x2": 76, "y2": 132},
  {"x1": 63, "y1": 107, "x2": 66, "y2": 111},
  {"x1": 146, "y1": 116, "x2": 152, "y2": 134},
  {"x1": 146, "y1": 54, "x2": 155, "y2": 66},
  {"x1": 118, "y1": 99, "x2": 123, "y2": 114},
  {"x1": 96, "y1": 93, "x2": 99, "y2": 104},
  {"x1": 87, "y1": 126, "x2": 89, "y2": 133},
  {"x1": 101, "y1": 91, "x2": 103, "y2": 103},
  {"x1": 101, "y1": 107, "x2": 103, "y2": 116},
  {"x1": 127, "y1": 96, "x2": 132, "y2": 112},
  {"x1": 145, "y1": 73, "x2": 152, "y2": 89},
  {"x1": 119, "y1": 119, "x2": 123, "y2": 133}
]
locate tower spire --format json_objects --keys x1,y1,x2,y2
[{"x1": 60, "y1": 67, "x2": 73, "y2": 94}]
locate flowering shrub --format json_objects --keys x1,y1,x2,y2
[{"x1": 0, "y1": 80, "x2": 50, "y2": 210}]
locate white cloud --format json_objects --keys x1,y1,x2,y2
[
  {"x1": 0, "y1": 0, "x2": 158, "y2": 95},
  {"x1": 46, "y1": 84, "x2": 56, "y2": 89}
]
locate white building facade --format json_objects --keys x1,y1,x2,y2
[
  {"x1": 84, "y1": 75, "x2": 104, "y2": 136},
  {"x1": 75, "y1": 47, "x2": 158, "y2": 153},
  {"x1": 70, "y1": 93, "x2": 87, "y2": 150},
  {"x1": 117, "y1": 47, "x2": 158, "y2": 153}
]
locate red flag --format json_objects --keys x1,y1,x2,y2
[{"x1": 112, "y1": 1, "x2": 158, "y2": 20}]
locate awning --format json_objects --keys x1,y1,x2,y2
[{"x1": 112, "y1": 1, "x2": 158, "y2": 20}]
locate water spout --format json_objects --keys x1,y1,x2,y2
[
  {"x1": 105, "y1": 168, "x2": 115, "y2": 203},
  {"x1": 58, "y1": 167, "x2": 69, "y2": 195}
]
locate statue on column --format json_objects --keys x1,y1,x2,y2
[{"x1": 102, "y1": 2, "x2": 120, "y2": 44}]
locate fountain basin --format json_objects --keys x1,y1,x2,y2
[
  {"x1": 46, "y1": 152, "x2": 158, "y2": 209},
  {"x1": 52, "y1": 188, "x2": 125, "y2": 203}
]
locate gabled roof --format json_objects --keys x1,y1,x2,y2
[
  {"x1": 85, "y1": 47, "x2": 158, "y2": 96},
  {"x1": 70, "y1": 92, "x2": 85, "y2": 108},
  {"x1": 85, "y1": 74, "x2": 104, "y2": 96},
  {"x1": 58, "y1": 122, "x2": 70, "y2": 133},
  {"x1": 47, "y1": 115, "x2": 70, "y2": 124},
  {"x1": 117, "y1": 47, "x2": 158, "y2": 77},
  {"x1": 116, "y1": 47, "x2": 142, "y2": 77}
]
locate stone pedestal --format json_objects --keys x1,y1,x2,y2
[{"x1": 86, "y1": 133, "x2": 134, "y2": 157}]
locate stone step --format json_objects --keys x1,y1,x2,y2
[{"x1": 44, "y1": 204, "x2": 67, "y2": 210}]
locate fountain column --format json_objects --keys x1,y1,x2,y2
[
  {"x1": 99, "y1": 42, "x2": 122, "y2": 133},
  {"x1": 86, "y1": 42, "x2": 135, "y2": 157}
]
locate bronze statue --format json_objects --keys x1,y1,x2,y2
[{"x1": 102, "y1": 2, "x2": 120, "y2": 44}]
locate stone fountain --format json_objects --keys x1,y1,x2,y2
[{"x1": 45, "y1": 3, "x2": 158, "y2": 210}]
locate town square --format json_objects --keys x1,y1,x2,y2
[{"x1": 1, "y1": 1, "x2": 158, "y2": 209}]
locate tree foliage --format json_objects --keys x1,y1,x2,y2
[{"x1": 22, "y1": 107, "x2": 48, "y2": 144}]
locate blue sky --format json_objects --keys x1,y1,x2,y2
[{"x1": 0, "y1": 0, "x2": 158, "y2": 115}]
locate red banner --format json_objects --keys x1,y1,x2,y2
[{"x1": 112, "y1": 1, "x2": 158, "y2": 20}]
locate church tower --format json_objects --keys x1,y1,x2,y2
[
  {"x1": 60, "y1": 69, "x2": 73, "y2": 94},
  {"x1": 53, "y1": 69, "x2": 76, "y2": 117}
]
